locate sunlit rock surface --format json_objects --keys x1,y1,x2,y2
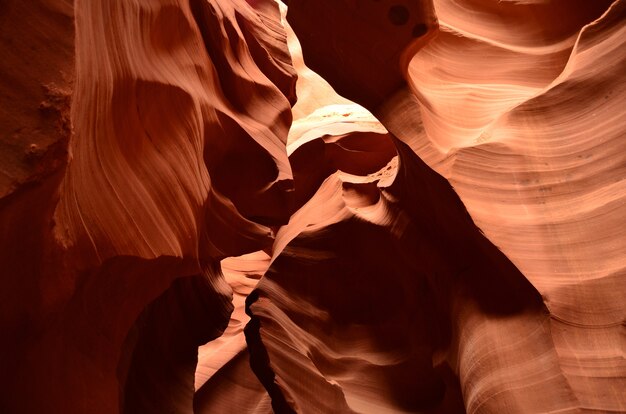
[{"x1": 0, "y1": 0, "x2": 624, "y2": 413}]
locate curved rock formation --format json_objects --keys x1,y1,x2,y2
[
  {"x1": 1, "y1": 0, "x2": 624, "y2": 413},
  {"x1": 402, "y1": 2, "x2": 626, "y2": 411},
  {"x1": 1, "y1": 0, "x2": 296, "y2": 413},
  {"x1": 245, "y1": 110, "x2": 571, "y2": 413},
  {"x1": 245, "y1": 0, "x2": 625, "y2": 412},
  {"x1": 57, "y1": 0, "x2": 297, "y2": 265}
]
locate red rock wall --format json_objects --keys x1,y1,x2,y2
[{"x1": 0, "y1": 0, "x2": 624, "y2": 413}]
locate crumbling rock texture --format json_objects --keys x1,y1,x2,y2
[{"x1": 0, "y1": 0, "x2": 624, "y2": 413}]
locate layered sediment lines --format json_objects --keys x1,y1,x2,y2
[
  {"x1": 405, "y1": 2, "x2": 626, "y2": 411},
  {"x1": 0, "y1": 0, "x2": 624, "y2": 413},
  {"x1": 244, "y1": 0, "x2": 625, "y2": 413},
  {"x1": 56, "y1": 0, "x2": 297, "y2": 265},
  {"x1": 1, "y1": 0, "x2": 296, "y2": 413}
]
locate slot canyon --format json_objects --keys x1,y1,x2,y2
[{"x1": 0, "y1": 0, "x2": 624, "y2": 413}]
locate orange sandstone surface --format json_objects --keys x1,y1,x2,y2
[{"x1": 0, "y1": 0, "x2": 624, "y2": 413}]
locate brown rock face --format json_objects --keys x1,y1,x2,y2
[
  {"x1": 2, "y1": 0, "x2": 294, "y2": 412},
  {"x1": 1, "y1": 0, "x2": 624, "y2": 413}
]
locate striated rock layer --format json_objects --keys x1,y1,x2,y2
[
  {"x1": 0, "y1": 0, "x2": 624, "y2": 413},
  {"x1": 403, "y1": 2, "x2": 626, "y2": 411},
  {"x1": 1, "y1": 0, "x2": 295, "y2": 413},
  {"x1": 244, "y1": 0, "x2": 625, "y2": 413}
]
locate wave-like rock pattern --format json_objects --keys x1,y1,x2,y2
[
  {"x1": 1, "y1": 0, "x2": 624, "y2": 413},
  {"x1": 243, "y1": 0, "x2": 625, "y2": 413},
  {"x1": 194, "y1": 252, "x2": 273, "y2": 413},
  {"x1": 246, "y1": 112, "x2": 576, "y2": 413},
  {"x1": 403, "y1": 2, "x2": 626, "y2": 411},
  {"x1": 1, "y1": 0, "x2": 296, "y2": 413},
  {"x1": 55, "y1": 0, "x2": 297, "y2": 265}
]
